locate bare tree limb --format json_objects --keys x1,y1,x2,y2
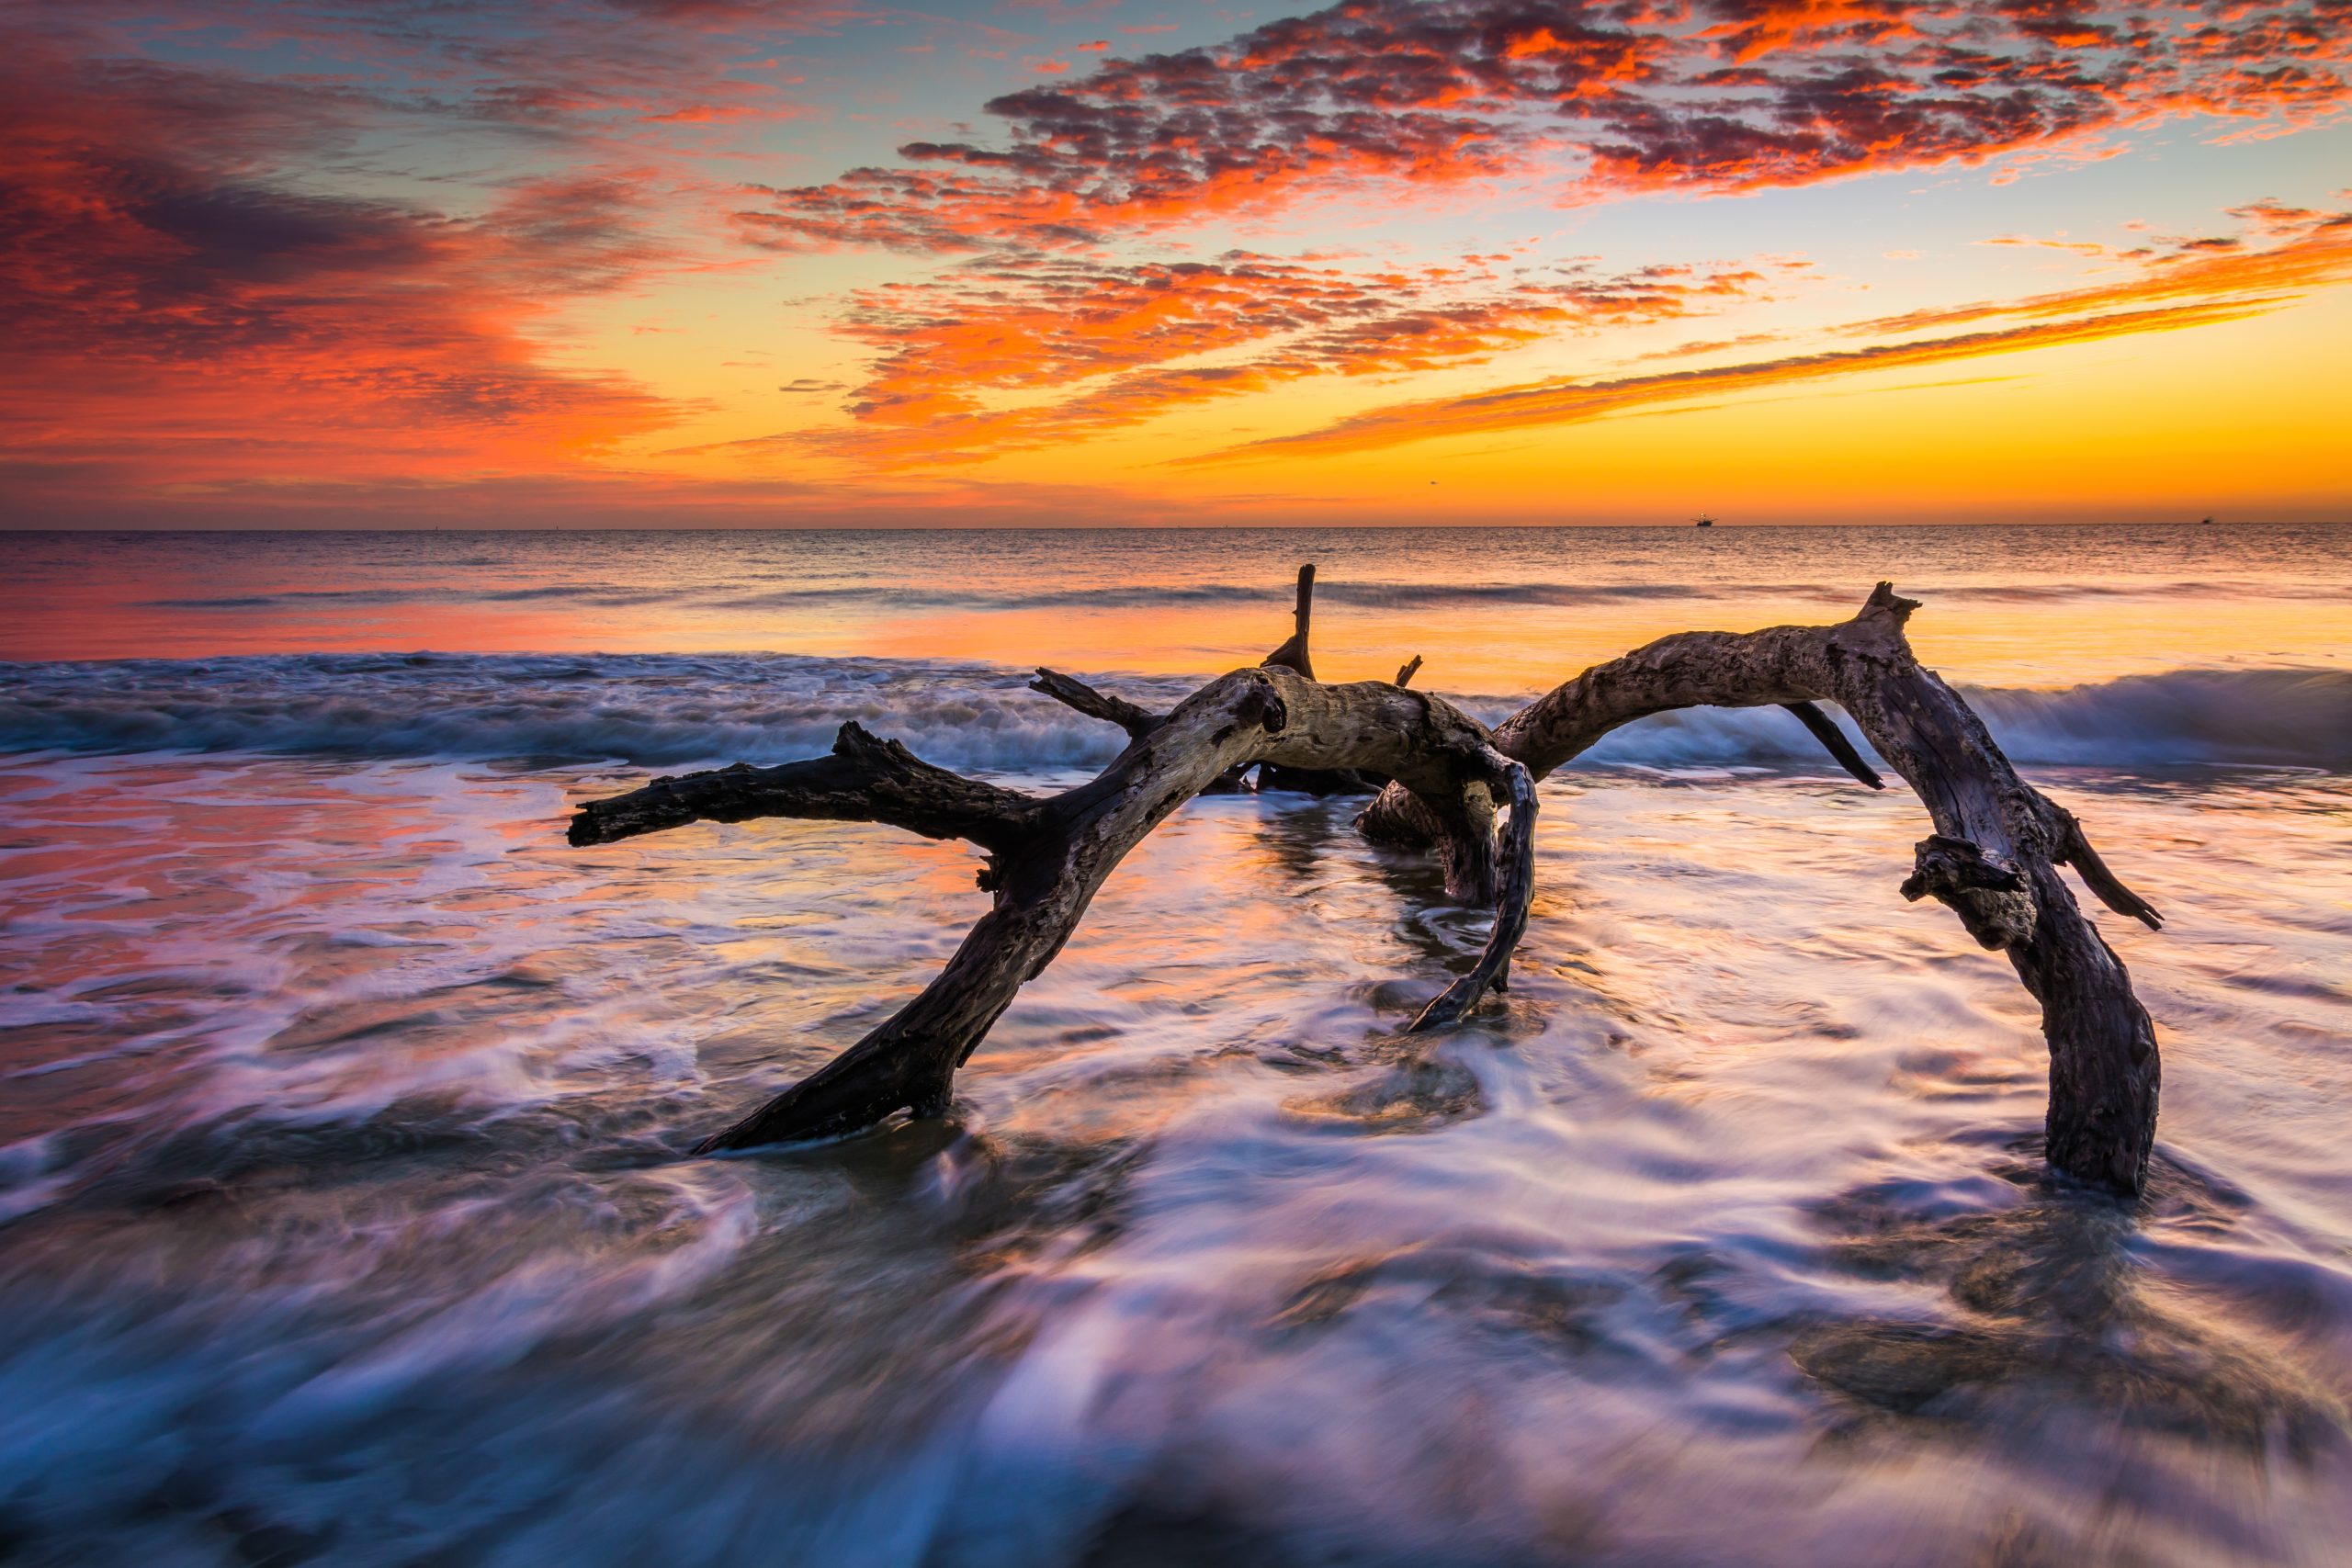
[
  {"x1": 2043, "y1": 802, "x2": 2164, "y2": 931},
  {"x1": 570, "y1": 654, "x2": 1532, "y2": 1154},
  {"x1": 1408, "y1": 744, "x2": 1535, "y2": 1030},
  {"x1": 1356, "y1": 581, "x2": 2164, "y2": 1193},
  {"x1": 569, "y1": 722, "x2": 1038, "y2": 855},
  {"x1": 566, "y1": 574, "x2": 2171, "y2": 1196},
  {"x1": 1781, "y1": 700, "x2": 1885, "y2": 789},
  {"x1": 1026, "y1": 668, "x2": 1163, "y2": 741}
]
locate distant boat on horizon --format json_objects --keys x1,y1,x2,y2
[{"x1": 1692, "y1": 512, "x2": 1716, "y2": 528}]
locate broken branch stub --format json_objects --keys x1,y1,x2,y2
[
  {"x1": 1025, "y1": 669, "x2": 1161, "y2": 742},
  {"x1": 1261, "y1": 562, "x2": 1317, "y2": 681},
  {"x1": 1258, "y1": 563, "x2": 1394, "y2": 796},
  {"x1": 568, "y1": 574, "x2": 2168, "y2": 1197}
]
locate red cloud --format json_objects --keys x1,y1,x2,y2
[
  {"x1": 0, "y1": 20, "x2": 687, "y2": 504},
  {"x1": 742, "y1": 0, "x2": 2352, "y2": 252}
]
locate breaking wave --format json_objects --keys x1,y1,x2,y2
[
  {"x1": 1579, "y1": 668, "x2": 2352, "y2": 772},
  {"x1": 2, "y1": 654, "x2": 2346, "y2": 774}
]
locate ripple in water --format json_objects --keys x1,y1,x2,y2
[{"x1": 2, "y1": 751, "x2": 2350, "y2": 1564}]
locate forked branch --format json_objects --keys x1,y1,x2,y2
[
  {"x1": 568, "y1": 573, "x2": 2169, "y2": 1195},
  {"x1": 1358, "y1": 581, "x2": 2164, "y2": 1192},
  {"x1": 575, "y1": 653, "x2": 1534, "y2": 1153}
]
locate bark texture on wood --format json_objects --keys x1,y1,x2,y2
[
  {"x1": 1356, "y1": 581, "x2": 2163, "y2": 1193},
  {"x1": 1258, "y1": 565, "x2": 1393, "y2": 797},
  {"x1": 1261, "y1": 563, "x2": 1318, "y2": 680},
  {"x1": 570, "y1": 723, "x2": 1036, "y2": 855},
  {"x1": 574, "y1": 658, "x2": 1532, "y2": 1153},
  {"x1": 1025, "y1": 669, "x2": 1161, "y2": 742},
  {"x1": 568, "y1": 574, "x2": 2166, "y2": 1196}
]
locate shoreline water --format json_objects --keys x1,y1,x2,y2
[
  {"x1": 7, "y1": 524, "x2": 2348, "y2": 684},
  {"x1": 6, "y1": 653, "x2": 2352, "y2": 778},
  {"x1": 3, "y1": 525, "x2": 2349, "y2": 1565}
]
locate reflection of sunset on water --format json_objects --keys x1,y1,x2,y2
[
  {"x1": 11, "y1": 526, "x2": 2351, "y2": 689},
  {"x1": 6, "y1": 734, "x2": 2351, "y2": 1562}
]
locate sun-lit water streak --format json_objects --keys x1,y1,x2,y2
[{"x1": 8, "y1": 524, "x2": 2350, "y2": 686}]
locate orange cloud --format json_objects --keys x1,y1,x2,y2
[
  {"x1": 744, "y1": 0, "x2": 2352, "y2": 253},
  {"x1": 695, "y1": 251, "x2": 1792, "y2": 464},
  {"x1": 1181, "y1": 299, "x2": 2280, "y2": 464},
  {"x1": 1165, "y1": 202, "x2": 2352, "y2": 463},
  {"x1": 0, "y1": 13, "x2": 702, "y2": 507},
  {"x1": 6, "y1": 0, "x2": 2345, "y2": 524},
  {"x1": 1845, "y1": 204, "x2": 2352, "y2": 335}
]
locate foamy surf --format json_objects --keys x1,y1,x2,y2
[
  {"x1": 5, "y1": 653, "x2": 2347, "y2": 773},
  {"x1": 5, "y1": 525, "x2": 2352, "y2": 1568},
  {"x1": 3, "y1": 748, "x2": 2350, "y2": 1567}
]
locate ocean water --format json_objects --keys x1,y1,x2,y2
[{"x1": 2, "y1": 525, "x2": 2350, "y2": 1566}]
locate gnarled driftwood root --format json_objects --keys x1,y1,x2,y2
[
  {"x1": 1359, "y1": 581, "x2": 2163, "y2": 1192},
  {"x1": 569, "y1": 575, "x2": 2166, "y2": 1195}
]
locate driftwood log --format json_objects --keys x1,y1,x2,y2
[{"x1": 569, "y1": 573, "x2": 2165, "y2": 1195}]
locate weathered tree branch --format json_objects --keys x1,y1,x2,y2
[
  {"x1": 573, "y1": 650, "x2": 1535, "y2": 1154},
  {"x1": 1408, "y1": 743, "x2": 1535, "y2": 1031},
  {"x1": 1257, "y1": 564, "x2": 1395, "y2": 797},
  {"x1": 1357, "y1": 581, "x2": 2164, "y2": 1193},
  {"x1": 1781, "y1": 700, "x2": 1884, "y2": 789},
  {"x1": 566, "y1": 573, "x2": 2170, "y2": 1196},
  {"x1": 2044, "y1": 802, "x2": 2164, "y2": 931},
  {"x1": 1031, "y1": 564, "x2": 1401, "y2": 799},
  {"x1": 1025, "y1": 668, "x2": 1162, "y2": 742},
  {"x1": 569, "y1": 722, "x2": 1038, "y2": 855}
]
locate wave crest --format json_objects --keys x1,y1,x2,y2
[{"x1": 3, "y1": 654, "x2": 2346, "y2": 773}]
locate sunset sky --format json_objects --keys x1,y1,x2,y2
[{"x1": 4, "y1": 0, "x2": 2347, "y2": 527}]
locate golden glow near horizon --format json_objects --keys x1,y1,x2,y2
[
  {"x1": 3, "y1": 1, "x2": 2349, "y2": 527},
  {"x1": 24, "y1": 524, "x2": 2348, "y2": 687}
]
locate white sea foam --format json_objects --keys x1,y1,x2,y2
[
  {"x1": 4, "y1": 653, "x2": 2346, "y2": 773},
  {"x1": 2, "y1": 742, "x2": 2350, "y2": 1567}
]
